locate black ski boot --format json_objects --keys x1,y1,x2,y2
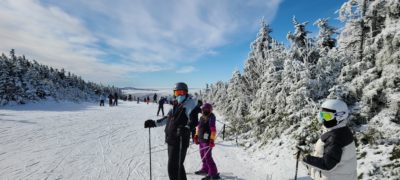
[
  {"x1": 201, "y1": 173, "x2": 221, "y2": 180},
  {"x1": 195, "y1": 170, "x2": 207, "y2": 175}
]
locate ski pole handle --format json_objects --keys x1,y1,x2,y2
[{"x1": 145, "y1": 119, "x2": 156, "y2": 128}]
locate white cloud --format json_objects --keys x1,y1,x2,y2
[
  {"x1": 176, "y1": 66, "x2": 196, "y2": 74},
  {"x1": 45, "y1": 0, "x2": 283, "y2": 64},
  {"x1": 0, "y1": 0, "x2": 283, "y2": 86},
  {"x1": 0, "y1": 0, "x2": 134, "y2": 84}
]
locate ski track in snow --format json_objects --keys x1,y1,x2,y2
[{"x1": 0, "y1": 101, "x2": 311, "y2": 180}]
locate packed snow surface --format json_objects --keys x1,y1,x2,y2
[{"x1": 0, "y1": 101, "x2": 310, "y2": 180}]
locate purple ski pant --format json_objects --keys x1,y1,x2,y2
[{"x1": 199, "y1": 142, "x2": 218, "y2": 176}]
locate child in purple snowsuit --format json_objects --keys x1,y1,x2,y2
[{"x1": 193, "y1": 103, "x2": 220, "y2": 180}]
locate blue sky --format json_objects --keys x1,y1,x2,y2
[{"x1": 0, "y1": 0, "x2": 346, "y2": 89}]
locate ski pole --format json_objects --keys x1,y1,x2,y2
[
  {"x1": 294, "y1": 149, "x2": 301, "y2": 180},
  {"x1": 144, "y1": 119, "x2": 156, "y2": 180},
  {"x1": 201, "y1": 146, "x2": 212, "y2": 162},
  {"x1": 196, "y1": 146, "x2": 212, "y2": 169},
  {"x1": 148, "y1": 127, "x2": 152, "y2": 180},
  {"x1": 222, "y1": 124, "x2": 226, "y2": 140},
  {"x1": 178, "y1": 135, "x2": 183, "y2": 180},
  {"x1": 294, "y1": 139, "x2": 306, "y2": 180},
  {"x1": 186, "y1": 146, "x2": 210, "y2": 155}
]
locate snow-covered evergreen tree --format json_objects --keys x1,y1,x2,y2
[
  {"x1": 314, "y1": 18, "x2": 338, "y2": 51},
  {"x1": 287, "y1": 17, "x2": 319, "y2": 63},
  {"x1": 337, "y1": 0, "x2": 372, "y2": 63},
  {"x1": 201, "y1": 0, "x2": 399, "y2": 177},
  {"x1": 243, "y1": 19, "x2": 274, "y2": 100},
  {"x1": 332, "y1": 0, "x2": 400, "y2": 177},
  {"x1": 225, "y1": 70, "x2": 251, "y2": 134},
  {"x1": 245, "y1": 40, "x2": 286, "y2": 139}
]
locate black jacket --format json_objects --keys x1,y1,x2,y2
[
  {"x1": 158, "y1": 98, "x2": 165, "y2": 107},
  {"x1": 165, "y1": 103, "x2": 197, "y2": 147},
  {"x1": 303, "y1": 126, "x2": 354, "y2": 171},
  {"x1": 190, "y1": 106, "x2": 201, "y2": 130}
]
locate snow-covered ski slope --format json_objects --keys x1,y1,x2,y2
[{"x1": 0, "y1": 101, "x2": 311, "y2": 180}]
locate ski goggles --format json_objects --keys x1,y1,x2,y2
[
  {"x1": 319, "y1": 111, "x2": 346, "y2": 121},
  {"x1": 174, "y1": 90, "x2": 187, "y2": 96}
]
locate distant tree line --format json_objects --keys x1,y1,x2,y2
[{"x1": 0, "y1": 49, "x2": 121, "y2": 105}]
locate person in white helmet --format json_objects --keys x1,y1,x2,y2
[{"x1": 302, "y1": 99, "x2": 357, "y2": 180}]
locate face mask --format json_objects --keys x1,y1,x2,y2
[
  {"x1": 323, "y1": 118, "x2": 338, "y2": 128},
  {"x1": 203, "y1": 111, "x2": 211, "y2": 116},
  {"x1": 176, "y1": 96, "x2": 186, "y2": 103}
]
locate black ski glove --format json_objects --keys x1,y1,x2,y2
[{"x1": 144, "y1": 119, "x2": 156, "y2": 128}]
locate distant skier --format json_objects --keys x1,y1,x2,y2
[
  {"x1": 301, "y1": 99, "x2": 357, "y2": 180},
  {"x1": 164, "y1": 82, "x2": 198, "y2": 180},
  {"x1": 147, "y1": 96, "x2": 150, "y2": 104},
  {"x1": 108, "y1": 94, "x2": 113, "y2": 106},
  {"x1": 114, "y1": 92, "x2": 119, "y2": 106},
  {"x1": 193, "y1": 103, "x2": 220, "y2": 180},
  {"x1": 157, "y1": 97, "x2": 166, "y2": 116},
  {"x1": 137, "y1": 97, "x2": 140, "y2": 104},
  {"x1": 99, "y1": 93, "x2": 105, "y2": 106},
  {"x1": 153, "y1": 93, "x2": 158, "y2": 103}
]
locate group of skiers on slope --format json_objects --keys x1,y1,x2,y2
[
  {"x1": 143, "y1": 96, "x2": 151, "y2": 104},
  {"x1": 146, "y1": 82, "x2": 220, "y2": 180},
  {"x1": 99, "y1": 92, "x2": 119, "y2": 107},
  {"x1": 139, "y1": 95, "x2": 156, "y2": 104},
  {"x1": 101, "y1": 92, "x2": 162, "y2": 106},
  {"x1": 144, "y1": 81, "x2": 357, "y2": 180}
]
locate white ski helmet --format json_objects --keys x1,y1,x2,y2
[{"x1": 320, "y1": 99, "x2": 349, "y2": 122}]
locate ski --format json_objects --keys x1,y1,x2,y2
[{"x1": 187, "y1": 172, "x2": 238, "y2": 180}]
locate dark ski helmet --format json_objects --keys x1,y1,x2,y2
[{"x1": 174, "y1": 82, "x2": 188, "y2": 92}]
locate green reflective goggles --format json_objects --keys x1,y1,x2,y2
[{"x1": 319, "y1": 111, "x2": 346, "y2": 121}]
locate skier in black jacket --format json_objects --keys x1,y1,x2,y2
[
  {"x1": 164, "y1": 82, "x2": 197, "y2": 180},
  {"x1": 157, "y1": 97, "x2": 166, "y2": 116},
  {"x1": 190, "y1": 100, "x2": 203, "y2": 140},
  {"x1": 153, "y1": 93, "x2": 158, "y2": 103},
  {"x1": 113, "y1": 93, "x2": 119, "y2": 106},
  {"x1": 302, "y1": 99, "x2": 357, "y2": 179},
  {"x1": 108, "y1": 94, "x2": 113, "y2": 106}
]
